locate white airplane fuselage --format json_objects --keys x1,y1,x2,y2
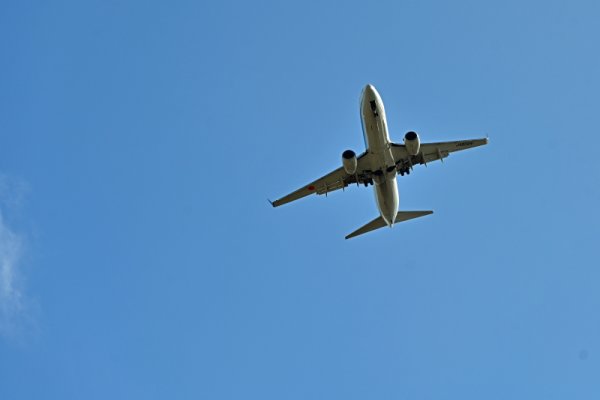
[{"x1": 360, "y1": 84, "x2": 399, "y2": 226}]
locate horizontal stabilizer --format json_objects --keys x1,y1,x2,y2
[
  {"x1": 395, "y1": 210, "x2": 433, "y2": 223},
  {"x1": 345, "y1": 210, "x2": 433, "y2": 239},
  {"x1": 345, "y1": 216, "x2": 387, "y2": 240}
]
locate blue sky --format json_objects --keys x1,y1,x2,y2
[{"x1": 1, "y1": 0, "x2": 599, "y2": 398}]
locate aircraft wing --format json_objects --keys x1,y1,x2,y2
[
  {"x1": 271, "y1": 152, "x2": 370, "y2": 207},
  {"x1": 390, "y1": 137, "x2": 488, "y2": 169}
]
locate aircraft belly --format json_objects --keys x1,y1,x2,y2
[
  {"x1": 364, "y1": 117, "x2": 387, "y2": 153},
  {"x1": 374, "y1": 177, "x2": 399, "y2": 225},
  {"x1": 362, "y1": 106, "x2": 394, "y2": 168}
]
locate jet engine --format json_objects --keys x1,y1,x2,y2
[
  {"x1": 342, "y1": 150, "x2": 357, "y2": 174},
  {"x1": 404, "y1": 131, "x2": 420, "y2": 156}
]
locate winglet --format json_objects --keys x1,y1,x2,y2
[{"x1": 267, "y1": 199, "x2": 275, "y2": 207}]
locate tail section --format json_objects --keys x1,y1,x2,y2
[
  {"x1": 345, "y1": 216, "x2": 388, "y2": 240},
  {"x1": 395, "y1": 210, "x2": 433, "y2": 223},
  {"x1": 345, "y1": 210, "x2": 433, "y2": 239}
]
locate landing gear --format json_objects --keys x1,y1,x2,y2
[{"x1": 370, "y1": 100, "x2": 379, "y2": 117}]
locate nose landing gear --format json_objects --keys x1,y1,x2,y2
[{"x1": 369, "y1": 100, "x2": 379, "y2": 117}]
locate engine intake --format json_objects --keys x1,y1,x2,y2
[
  {"x1": 404, "y1": 131, "x2": 420, "y2": 156},
  {"x1": 342, "y1": 150, "x2": 357, "y2": 175}
]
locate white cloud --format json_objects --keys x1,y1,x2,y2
[
  {"x1": 0, "y1": 211, "x2": 24, "y2": 336},
  {"x1": 0, "y1": 175, "x2": 32, "y2": 339}
]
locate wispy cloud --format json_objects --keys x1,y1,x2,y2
[
  {"x1": 0, "y1": 210, "x2": 24, "y2": 337},
  {"x1": 0, "y1": 175, "x2": 32, "y2": 339}
]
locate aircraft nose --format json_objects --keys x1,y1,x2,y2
[{"x1": 363, "y1": 84, "x2": 379, "y2": 100}]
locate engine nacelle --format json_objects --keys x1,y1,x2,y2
[
  {"x1": 404, "y1": 131, "x2": 420, "y2": 156},
  {"x1": 342, "y1": 150, "x2": 357, "y2": 175}
]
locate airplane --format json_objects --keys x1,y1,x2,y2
[{"x1": 270, "y1": 84, "x2": 488, "y2": 239}]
